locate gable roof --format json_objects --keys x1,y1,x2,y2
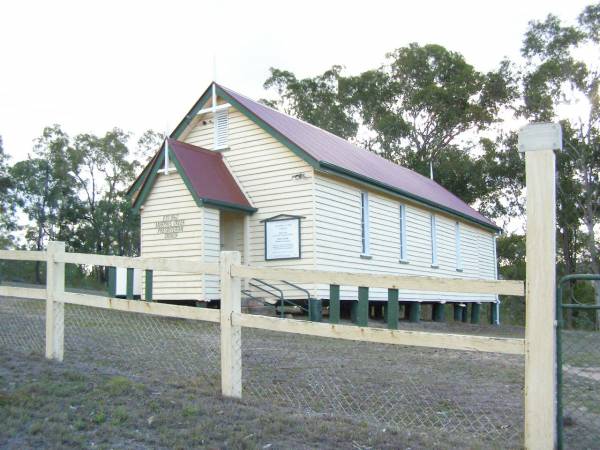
[
  {"x1": 132, "y1": 139, "x2": 255, "y2": 213},
  {"x1": 171, "y1": 82, "x2": 500, "y2": 232}
]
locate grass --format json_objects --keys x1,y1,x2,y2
[
  {"x1": 0, "y1": 351, "x2": 444, "y2": 449},
  {"x1": 5, "y1": 295, "x2": 600, "y2": 448}
]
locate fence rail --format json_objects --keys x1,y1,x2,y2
[{"x1": 1, "y1": 244, "x2": 531, "y2": 446}]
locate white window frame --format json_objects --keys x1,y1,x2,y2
[
  {"x1": 455, "y1": 221, "x2": 463, "y2": 271},
  {"x1": 399, "y1": 204, "x2": 407, "y2": 262},
  {"x1": 360, "y1": 192, "x2": 370, "y2": 256},
  {"x1": 430, "y1": 214, "x2": 438, "y2": 267}
]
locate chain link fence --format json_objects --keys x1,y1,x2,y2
[
  {"x1": 2, "y1": 292, "x2": 527, "y2": 447},
  {"x1": 558, "y1": 277, "x2": 600, "y2": 450},
  {"x1": 0, "y1": 294, "x2": 221, "y2": 394},
  {"x1": 242, "y1": 323, "x2": 524, "y2": 448},
  {"x1": 0, "y1": 296, "x2": 45, "y2": 356}
]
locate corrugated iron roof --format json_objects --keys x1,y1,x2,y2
[
  {"x1": 217, "y1": 83, "x2": 498, "y2": 230},
  {"x1": 168, "y1": 139, "x2": 254, "y2": 211}
]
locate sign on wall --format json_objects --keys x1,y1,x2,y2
[
  {"x1": 155, "y1": 214, "x2": 185, "y2": 239},
  {"x1": 262, "y1": 215, "x2": 303, "y2": 260}
]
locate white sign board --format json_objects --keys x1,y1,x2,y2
[{"x1": 265, "y1": 218, "x2": 301, "y2": 260}]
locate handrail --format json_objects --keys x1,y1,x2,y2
[
  {"x1": 279, "y1": 280, "x2": 310, "y2": 313},
  {"x1": 248, "y1": 280, "x2": 284, "y2": 316}
]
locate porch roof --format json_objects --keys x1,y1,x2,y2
[{"x1": 132, "y1": 139, "x2": 255, "y2": 213}]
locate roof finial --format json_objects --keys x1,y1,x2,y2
[
  {"x1": 164, "y1": 122, "x2": 170, "y2": 176},
  {"x1": 213, "y1": 53, "x2": 217, "y2": 84}
]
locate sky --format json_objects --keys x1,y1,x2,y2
[{"x1": 0, "y1": 0, "x2": 593, "y2": 162}]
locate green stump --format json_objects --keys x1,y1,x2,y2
[
  {"x1": 433, "y1": 303, "x2": 446, "y2": 322},
  {"x1": 453, "y1": 303, "x2": 462, "y2": 321},
  {"x1": 471, "y1": 303, "x2": 481, "y2": 324},
  {"x1": 490, "y1": 302, "x2": 499, "y2": 325},
  {"x1": 309, "y1": 298, "x2": 323, "y2": 322},
  {"x1": 387, "y1": 289, "x2": 399, "y2": 329},
  {"x1": 461, "y1": 304, "x2": 469, "y2": 322},
  {"x1": 145, "y1": 269, "x2": 153, "y2": 301},
  {"x1": 354, "y1": 287, "x2": 369, "y2": 327},
  {"x1": 408, "y1": 303, "x2": 421, "y2": 323},
  {"x1": 329, "y1": 284, "x2": 340, "y2": 324},
  {"x1": 108, "y1": 267, "x2": 116, "y2": 297}
]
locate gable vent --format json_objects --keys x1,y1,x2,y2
[{"x1": 214, "y1": 109, "x2": 229, "y2": 149}]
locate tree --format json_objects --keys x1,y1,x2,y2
[
  {"x1": 0, "y1": 136, "x2": 16, "y2": 249},
  {"x1": 10, "y1": 126, "x2": 76, "y2": 281},
  {"x1": 136, "y1": 129, "x2": 166, "y2": 164},
  {"x1": 264, "y1": 44, "x2": 517, "y2": 206},
  {"x1": 67, "y1": 129, "x2": 139, "y2": 266},
  {"x1": 264, "y1": 66, "x2": 358, "y2": 140},
  {"x1": 521, "y1": 3, "x2": 600, "y2": 326}
]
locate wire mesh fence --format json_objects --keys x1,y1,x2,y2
[
  {"x1": 63, "y1": 304, "x2": 221, "y2": 390},
  {"x1": 0, "y1": 294, "x2": 221, "y2": 394},
  {"x1": 0, "y1": 296, "x2": 45, "y2": 356},
  {"x1": 241, "y1": 326, "x2": 525, "y2": 448},
  {"x1": 559, "y1": 301, "x2": 600, "y2": 449},
  {"x1": 2, "y1": 292, "x2": 527, "y2": 448}
]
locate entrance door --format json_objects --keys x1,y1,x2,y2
[{"x1": 219, "y1": 211, "x2": 246, "y2": 258}]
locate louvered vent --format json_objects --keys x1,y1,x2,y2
[{"x1": 215, "y1": 109, "x2": 229, "y2": 149}]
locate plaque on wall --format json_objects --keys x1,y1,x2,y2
[{"x1": 262, "y1": 214, "x2": 303, "y2": 260}]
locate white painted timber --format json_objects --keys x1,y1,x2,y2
[
  {"x1": 0, "y1": 250, "x2": 47, "y2": 261},
  {"x1": 233, "y1": 313, "x2": 525, "y2": 355},
  {"x1": 59, "y1": 292, "x2": 220, "y2": 322},
  {"x1": 45, "y1": 241, "x2": 65, "y2": 361},
  {"x1": 0, "y1": 286, "x2": 47, "y2": 300},
  {"x1": 231, "y1": 265, "x2": 524, "y2": 296},
  {"x1": 220, "y1": 251, "x2": 242, "y2": 398},
  {"x1": 523, "y1": 148, "x2": 558, "y2": 449},
  {"x1": 182, "y1": 105, "x2": 317, "y2": 298},
  {"x1": 313, "y1": 174, "x2": 500, "y2": 302},
  {"x1": 56, "y1": 253, "x2": 219, "y2": 275},
  {"x1": 140, "y1": 169, "x2": 205, "y2": 301}
]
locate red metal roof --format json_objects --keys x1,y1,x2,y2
[
  {"x1": 167, "y1": 139, "x2": 253, "y2": 210},
  {"x1": 217, "y1": 84, "x2": 498, "y2": 230}
]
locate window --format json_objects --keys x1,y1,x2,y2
[
  {"x1": 430, "y1": 214, "x2": 438, "y2": 267},
  {"x1": 214, "y1": 109, "x2": 229, "y2": 149},
  {"x1": 399, "y1": 204, "x2": 407, "y2": 261},
  {"x1": 360, "y1": 192, "x2": 370, "y2": 255},
  {"x1": 455, "y1": 221, "x2": 463, "y2": 271}
]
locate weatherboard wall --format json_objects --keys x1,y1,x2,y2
[
  {"x1": 140, "y1": 169, "x2": 205, "y2": 301},
  {"x1": 180, "y1": 104, "x2": 318, "y2": 298},
  {"x1": 313, "y1": 173, "x2": 497, "y2": 302}
]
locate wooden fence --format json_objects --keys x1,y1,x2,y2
[
  {"x1": 0, "y1": 245, "x2": 529, "y2": 435},
  {"x1": 0, "y1": 123, "x2": 561, "y2": 449}
]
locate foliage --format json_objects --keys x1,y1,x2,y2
[
  {"x1": 264, "y1": 43, "x2": 519, "y2": 208},
  {"x1": 6, "y1": 126, "x2": 144, "y2": 283},
  {"x1": 0, "y1": 137, "x2": 16, "y2": 249}
]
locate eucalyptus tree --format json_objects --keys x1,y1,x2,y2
[
  {"x1": 264, "y1": 43, "x2": 517, "y2": 206},
  {"x1": 67, "y1": 128, "x2": 139, "y2": 262},
  {"x1": 10, "y1": 126, "x2": 77, "y2": 282},
  {"x1": 0, "y1": 136, "x2": 16, "y2": 249},
  {"x1": 521, "y1": 3, "x2": 600, "y2": 324}
]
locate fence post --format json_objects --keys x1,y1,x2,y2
[
  {"x1": 519, "y1": 123, "x2": 561, "y2": 449},
  {"x1": 220, "y1": 251, "x2": 242, "y2": 399},
  {"x1": 46, "y1": 241, "x2": 65, "y2": 362}
]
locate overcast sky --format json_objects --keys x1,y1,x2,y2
[{"x1": 0, "y1": 0, "x2": 592, "y2": 161}]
